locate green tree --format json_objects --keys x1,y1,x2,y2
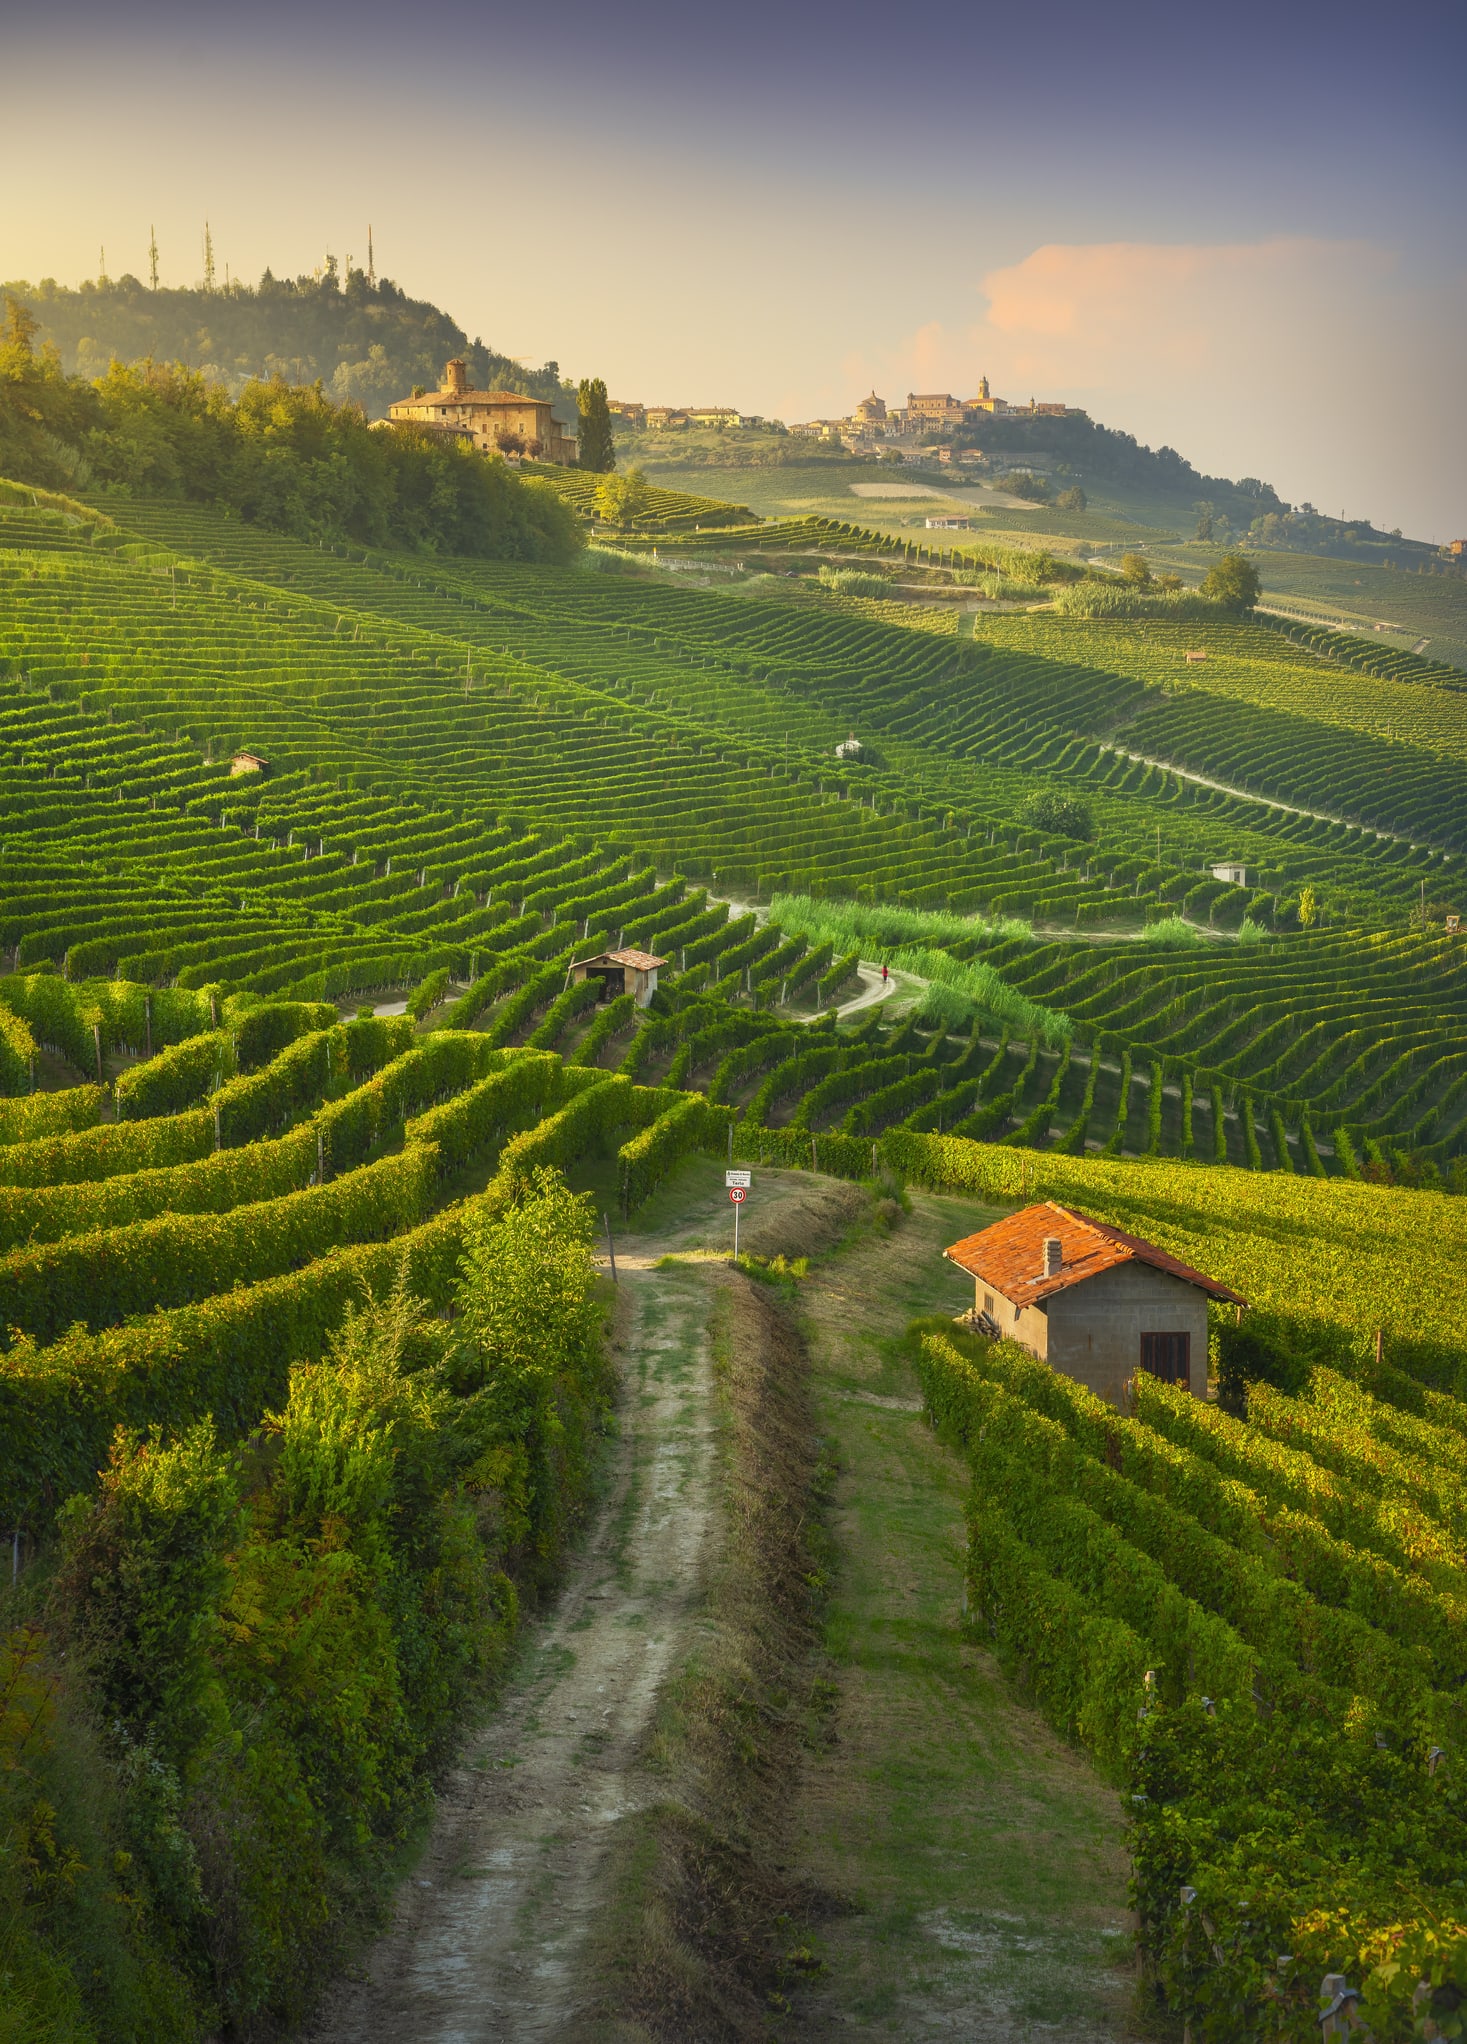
[
  {"x1": 1193, "y1": 500, "x2": 1215, "y2": 541},
  {"x1": 1018, "y1": 788, "x2": 1094, "y2": 841},
  {"x1": 594, "y1": 468, "x2": 650, "y2": 527},
  {"x1": 1200, "y1": 550, "x2": 1261, "y2": 611},
  {"x1": 1055, "y1": 484, "x2": 1087, "y2": 512},
  {"x1": 1297, "y1": 884, "x2": 1317, "y2": 928},
  {"x1": 576, "y1": 376, "x2": 616, "y2": 473},
  {"x1": 1119, "y1": 551, "x2": 1152, "y2": 585}
]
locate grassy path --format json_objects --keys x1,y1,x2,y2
[{"x1": 791, "y1": 1188, "x2": 1139, "y2": 2039}]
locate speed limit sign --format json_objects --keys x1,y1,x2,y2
[{"x1": 725, "y1": 1169, "x2": 750, "y2": 1257}]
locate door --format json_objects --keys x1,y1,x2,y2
[{"x1": 1140, "y1": 1331, "x2": 1191, "y2": 1385}]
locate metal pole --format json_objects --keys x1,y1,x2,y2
[{"x1": 734, "y1": 1196, "x2": 740, "y2": 1263}]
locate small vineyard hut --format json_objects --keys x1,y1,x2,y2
[
  {"x1": 569, "y1": 947, "x2": 667, "y2": 1009},
  {"x1": 942, "y1": 1200, "x2": 1245, "y2": 1407}
]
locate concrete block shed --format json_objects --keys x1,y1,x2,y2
[{"x1": 943, "y1": 1200, "x2": 1246, "y2": 1407}]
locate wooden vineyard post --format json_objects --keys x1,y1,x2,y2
[
  {"x1": 603, "y1": 1212, "x2": 617, "y2": 1284},
  {"x1": 1375, "y1": 1327, "x2": 1384, "y2": 1368}
]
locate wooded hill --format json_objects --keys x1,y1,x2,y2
[{"x1": 4, "y1": 262, "x2": 573, "y2": 422}]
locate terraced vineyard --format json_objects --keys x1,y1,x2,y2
[
  {"x1": 519, "y1": 459, "x2": 758, "y2": 530},
  {"x1": 8, "y1": 466, "x2": 1467, "y2": 2040},
  {"x1": 40, "y1": 497, "x2": 1458, "y2": 930}
]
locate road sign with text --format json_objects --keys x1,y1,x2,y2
[{"x1": 725, "y1": 1169, "x2": 751, "y2": 1189}]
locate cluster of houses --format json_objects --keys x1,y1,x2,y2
[
  {"x1": 793, "y1": 378, "x2": 1080, "y2": 456},
  {"x1": 608, "y1": 400, "x2": 768, "y2": 431},
  {"x1": 382, "y1": 361, "x2": 1077, "y2": 471}
]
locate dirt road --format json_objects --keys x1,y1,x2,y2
[{"x1": 310, "y1": 1261, "x2": 718, "y2": 2043}]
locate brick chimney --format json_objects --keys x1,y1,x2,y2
[
  {"x1": 1042, "y1": 1236, "x2": 1063, "y2": 1278},
  {"x1": 444, "y1": 357, "x2": 467, "y2": 395}
]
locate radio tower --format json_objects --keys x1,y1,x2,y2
[{"x1": 149, "y1": 225, "x2": 159, "y2": 290}]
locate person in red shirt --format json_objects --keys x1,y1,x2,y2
[{"x1": 881, "y1": 962, "x2": 889, "y2": 985}]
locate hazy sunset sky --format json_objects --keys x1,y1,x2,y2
[{"x1": 6, "y1": 0, "x2": 1465, "y2": 536}]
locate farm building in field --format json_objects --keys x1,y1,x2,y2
[
  {"x1": 569, "y1": 947, "x2": 667, "y2": 1008},
  {"x1": 229, "y1": 751, "x2": 270, "y2": 777},
  {"x1": 388, "y1": 359, "x2": 577, "y2": 464},
  {"x1": 925, "y1": 515, "x2": 970, "y2": 529},
  {"x1": 1211, "y1": 861, "x2": 1250, "y2": 885},
  {"x1": 943, "y1": 1202, "x2": 1246, "y2": 1407}
]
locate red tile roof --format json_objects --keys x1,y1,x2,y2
[
  {"x1": 573, "y1": 949, "x2": 667, "y2": 972},
  {"x1": 943, "y1": 1201, "x2": 1246, "y2": 1307},
  {"x1": 391, "y1": 389, "x2": 552, "y2": 411}
]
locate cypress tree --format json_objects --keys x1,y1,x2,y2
[{"x1": 576, "y1": 377, "x2": 616, "y2": 473}]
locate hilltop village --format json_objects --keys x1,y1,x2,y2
[{"x1": 609, "y1": 377, "x2": 1078, "y2": 461}]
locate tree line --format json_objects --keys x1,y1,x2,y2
[{"x1": 0, "y1": 298, "x2": 582, "y2": 563}]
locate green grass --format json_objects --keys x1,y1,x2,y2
[{"x1": 789, "y1": 1188, "x2": 1138, "y2": 2035}]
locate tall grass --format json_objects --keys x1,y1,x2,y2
[
  {"x1": 769, "y1": 892, "x2": 1033, "y2": 955},
  {"x1": 1052, "y1": 581, "x2": 1228, "y2": 622},
  {"x1": 817, "y1": 565, "x2": 893, "y2": 598},
  {"x1": 889, "y1": 947, "x2": 1071, "y2": 1043},
  {"x1": 1141, "y1": 915, "x2": 1206, "y2": 950}
]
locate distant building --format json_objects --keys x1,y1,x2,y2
[
  {"x1": 644, "y1": 406, "x2": 689, "y2": 430},
  {"x1": 943, "y1": 1202, "x2": 1246, "y2": 1407},
  {"x1": 853, "y1": 390, "x2": 888, "y2": 428},
  {"x1": 686, "y1": 406, "x2": 742, "y2": 428},
  {"x1": 834, "y1": 733, "x2": 865, "y2": 760},
  {"x1": 924, "y1": 515, "x2": 969, "y2": 529},
  {"x1": 608, "y1": 399, "x2": 646, "y2": 424},
  {"x1": 907, "y1": 391, "x2": 968, "y2": 427},
  {"x1": 964, "y1": 375, "x2": 1073, "y2": 420},
  {"x1": 389, "y1": 358, "x2": 577, "y2": 463},
  {"x1": 229, "y1": 751, "x2": 270, "y2": 777},
  {"x1": 1211, "y1": 862, "x2": 1250, "y2": 886},
  {"x1": 569, "y1": 947, "x2": 667, "y2": 1008}
]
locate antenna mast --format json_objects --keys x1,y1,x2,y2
[
  {"x1": 367, "y1": 224, "x2": 376, "y2": 287},
  {"x1": 149, "y1": 225, "x2": 159, "y2": 291}
]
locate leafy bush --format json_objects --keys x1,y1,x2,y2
[
  {"x1": 1018, "y1": 788, "x2": 1093, "y2": 842},
  {"x1": 816, "y1": 565, "x2": 892, "y2": 598}
]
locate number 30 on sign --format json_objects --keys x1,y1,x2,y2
[{"x1": 728, "y1": 1187, "x2": 747, "y2": 1204}]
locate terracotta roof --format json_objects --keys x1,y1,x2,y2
[
  {"x1": 391, "y1": 389, "x2": 551, "y2": 411},
  {"x1": 573, "y1": 949, "x2": 667, "y2": 972},
  {"x1": 943, "y1": 1201, "x2": 1246, "y2": 1307}
]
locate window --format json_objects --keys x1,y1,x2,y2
[
  {"x1": 1140, "y1": 1332, "x2": 1190, "y2": 1384},
  {"x1": 984, "y1": 1293, "x2": 994, "y2": 1314}
]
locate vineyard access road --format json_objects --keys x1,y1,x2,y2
[
  {"x1": 308, "y1": 1251, "x2": 720, "y2": 2042},
  {"x1": 306, "y1": 1168, "x2": 859, "y2": 2043}
]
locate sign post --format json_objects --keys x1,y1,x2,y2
[{"x1": 726, "y1": 1169, "x2": 751, "y2": 1261}]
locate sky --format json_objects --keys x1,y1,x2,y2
[{"x1": 4, "y1": 0, "x2": 1465, "y2": 538}]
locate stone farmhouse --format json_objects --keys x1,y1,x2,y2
[
  {"x1": 388, "y1": 359, "x2": 577, "y2": 464},
  {"x1": 943, "y1": 1201, "x2": 1246, "y2": 1407}
]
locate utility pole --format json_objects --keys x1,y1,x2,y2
[
  {"x1": 367, "y1": 225, "x2": 376, "y2": 287},
  {"x1": 202, "y1": 222, "x2": 215, "y2": 292},
  {"x1": 149, "y1": 225, "x2": 159, "y2": 291}
]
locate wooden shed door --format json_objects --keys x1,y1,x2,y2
[{"x1": 1140, "y1": 1332, "x2": 1191, "y2": 1384}]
